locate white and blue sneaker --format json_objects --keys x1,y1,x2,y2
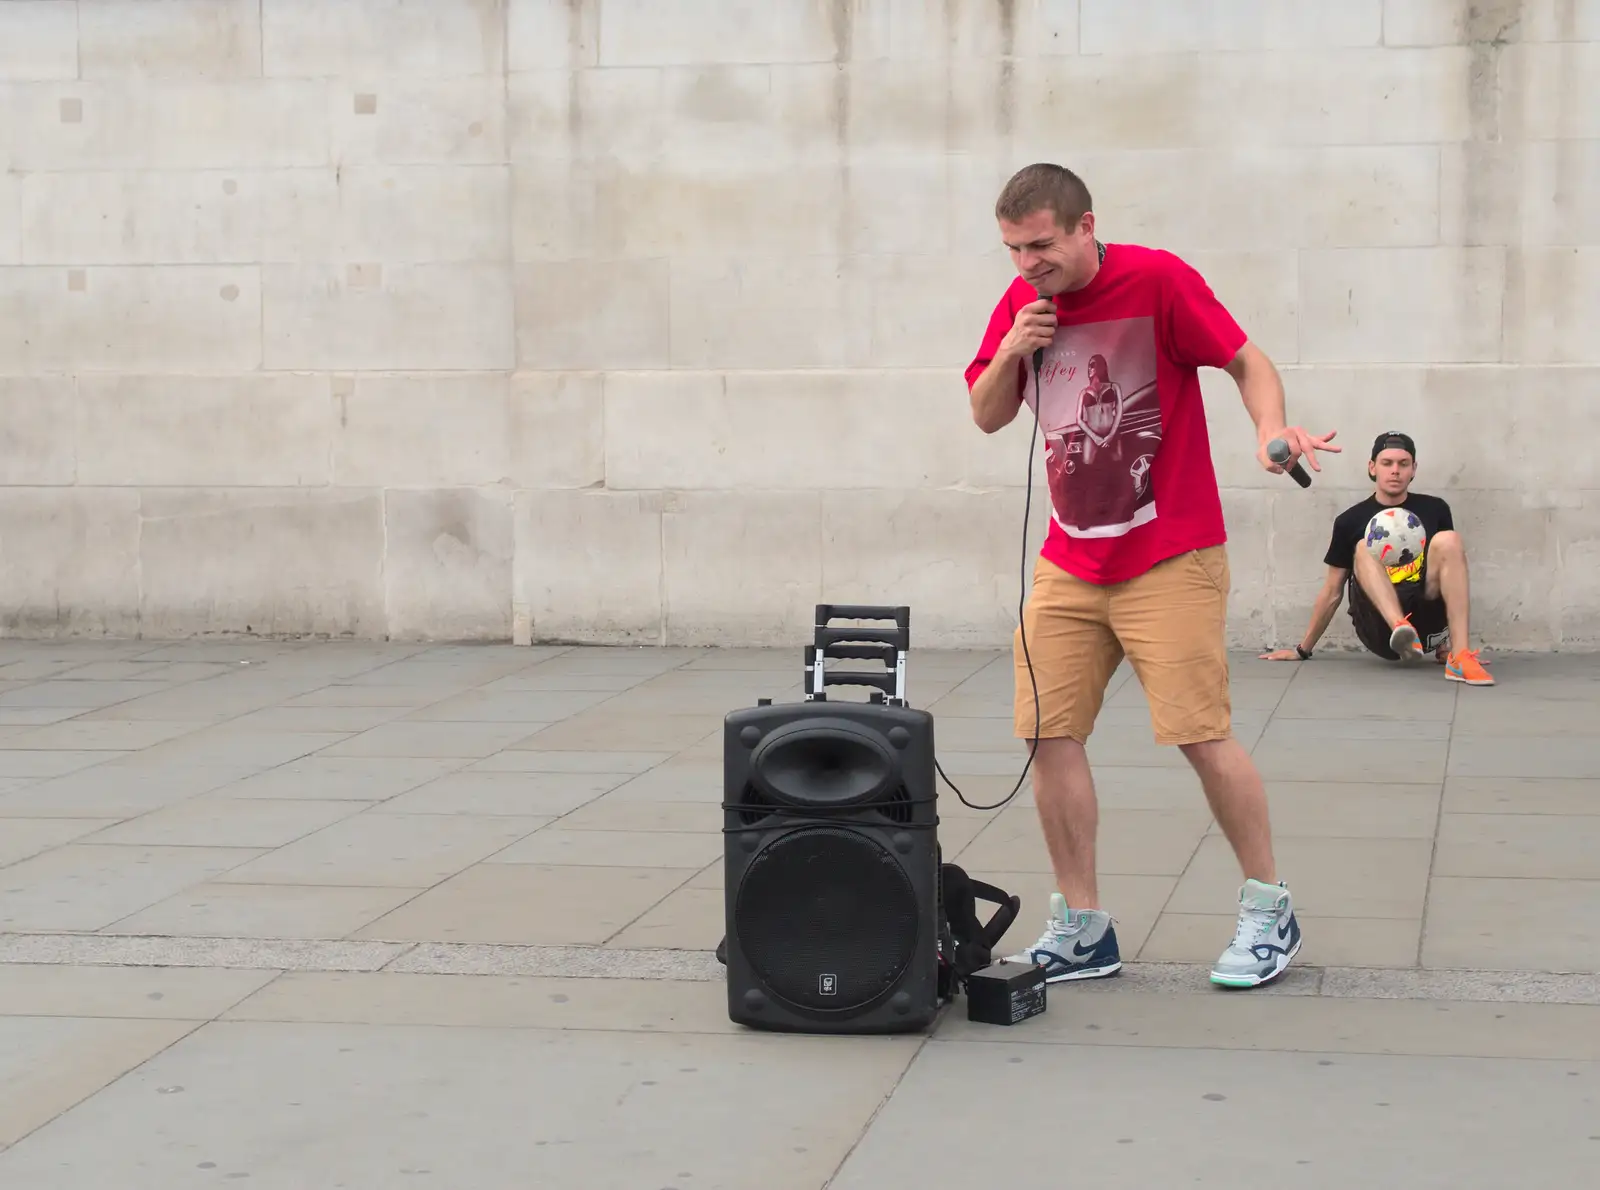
[
  {"x1": 1210, "y1": 879, "x2": 1301, "y2": 988},
  {"x1": 1003, "y1": 892, "x2": 1122, "y2": 982}
]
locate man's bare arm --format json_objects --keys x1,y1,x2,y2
[
  {"x1": 969, "y1": 350, "x2": 1025, "y2": 433},
  {"x1": 1299, "y1": 565, "x2": 1349, "y2": 653},
  {"x1": 970, "y1": 296, "x2": 1058, "y2": 434},
  {"x1": 1224, "y1": 340, "x2": 1340, "y2": 473},
  {"x1": 1225, "y1": 341, "x2": 1287, "y2": 446},
  {"x1": 1263, "y1": 565, "x2": 1349, "y2": 659}
]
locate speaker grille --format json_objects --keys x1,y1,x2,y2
[
  {"x1": 734, "y1": 825, "x2": 920, "y2": 1013},
  {"x1": 750, "y1": 720, "x2": 896, "y2": 806}
]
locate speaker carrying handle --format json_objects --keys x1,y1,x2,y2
[{"x1": 805, "y1": 604, "x2": 911, "y2": 705}]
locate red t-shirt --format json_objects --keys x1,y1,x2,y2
[{"x1": 964, "y1": 243, "x2": 1248, "y2": 585}]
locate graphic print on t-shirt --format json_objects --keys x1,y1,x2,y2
[{"x1": 1027, "y1": 316, "x2": 1161, "y2": 539}]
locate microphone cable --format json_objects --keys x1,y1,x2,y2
[{"x1": 935, "y1": 343, "x2": 1044, "y2": 813}]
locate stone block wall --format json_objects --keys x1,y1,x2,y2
[{"x1": 1, "y1": 1, "x2": 1596, "y2": 650}]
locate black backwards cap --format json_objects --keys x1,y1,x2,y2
[{"x1": 1371, "y1": 431, "x2": 1416, "y2": 460}]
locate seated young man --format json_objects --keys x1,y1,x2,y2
[{"x1": 1262, "y1": 431, "x2": 1493, "y2": 685}]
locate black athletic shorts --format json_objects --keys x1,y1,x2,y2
[{"x1": 1347, "y1": 572, "x2": 1448, "y2": 659}]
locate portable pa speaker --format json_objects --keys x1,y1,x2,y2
[{"x1": 721, "y1": 605, "x2": 944, "y2": 1034}]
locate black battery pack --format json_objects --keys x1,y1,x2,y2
[{"x1": 965, "y1": 961, "x2": 1047, "y2": 1026}]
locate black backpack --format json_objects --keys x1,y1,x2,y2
[{"x1": 936, "y1": 858, "x2": 1022, "y2": 999}]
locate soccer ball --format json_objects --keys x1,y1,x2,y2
[{"x1": 1364, "y1": 507, "x2": 1426, "y2": 571}]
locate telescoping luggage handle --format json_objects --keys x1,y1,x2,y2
[{"x1": 803, "y1": 604, "x2": 910, "y2": 706}]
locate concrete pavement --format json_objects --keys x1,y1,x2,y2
[{"x1": 0, "y1": 638, "x2": 1595, "y2": 1187}]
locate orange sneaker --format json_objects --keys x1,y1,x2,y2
[
  {"x1": 1445, "y1": 648, "x2": 1494, "y2": 685},
  {"x1": 1388, "y1": 615, "x2": 1423, "y2": 660}
]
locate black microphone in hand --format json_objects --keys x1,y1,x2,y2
[
  {"x1": 1267, "y1": 437, "x2": 1311, "y2": 488},
  {"x1": 1032, "y1": 286, "x2": 1052, "y2": 371}
]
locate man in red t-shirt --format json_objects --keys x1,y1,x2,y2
[{"x1": 965, "y1": 163, "x2": 1338, "y2": 989}]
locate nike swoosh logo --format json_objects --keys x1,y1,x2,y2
[
  {"x1": 1072, "y1": 939, "x2": 1101, "y2": 957},
  {"x1": 1277, "y1": 922, "x2": 1292, "y2": 940}
]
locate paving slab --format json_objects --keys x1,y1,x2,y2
[
  {"x1": 0, "y1": 719, "x2": 211, "y2": 751},
  {"x1": 932, "y1": 986, "x2": 1600, "y2": 1059},
  {"x1": 0, "y1": 750, "x2": 126, "y2": 779},
  {"x1": 1272, "y1": 680, "x2": 1458, "y2": 721},
  {"x1": 1449, "y1": 734, "x2": 1600, "y2": 778},
  {"x1": 1451, "y1": 695, "x2": 1600, "y2": 734},
  {"x1": 1422, "y1": 876, "x2": 1600, "y2": 972},
  {"x1": 1024, "y1": 763, "x2": 1199, "y2": 810},
  {"x1": 0, "y1": 657, "x2": 129, "y2": 681},
  {"x1": 1434, "y1": 812, "x2": 1600, "y2": 879},
  {"x1": 214, "y1": 812, "x2": 544, "y2": 888},
  {"x1": 923, "y1": 691, "x2": 1013, "y2": 717},
  {"x1": 515, "y1": 710, "x2": 722, "y2": 753},
  {"x1": 463, "y1": 748, "x2": 671, "y2": 773},
  {"x1": 0, "y1": 818, "x2": 120, "y2": 865},
  {"x1": 477, "y1": 670, "x2": 647, "y2": 693},
  {"x1": 0, "y1": 1020, "x2": 923, "y2": 1189},
  {"x1": 0, "y1": 963, "x2": 275, "y2": 1020},
  {"x1": 0, "y1": 644, "x2": 1593, "y2": 1186},
  {"x1": 600, "y1": 759, "x2": 726, "y2": 802},
  {"x1": 0, "y1": 762, "x2": 264, "y2": 818},
  {"x1": 0, "y1": 680, "x2": 166, "y2": 710},
  {"x1": 1254, "y1": 735, "x2": 1449, "y2": 782},
  {"x1": 223, "y1": 705, "x2": 415, "y2": 733},
  {"x1": 957, "y1": 804, "x2": 1213, "y2": 876},
  {"x1": 556, "y1": 796, "x2": 723, "y2": 832},
  {"x1": 522, "y1": 648, "x2": 708, "y2": 677},
  {"x1": 131, "y1": 643, "x2": 311, "y2": 663},
  {"x1": 828, "y1": 1040, "x2": 1600, "y2": 1189},
  {"x1": 487, "y1": 826, "x2": 722, "y2": 869},
  {"x1": 1211, "y1": 780, "x2": 1442, "y2": 838},
  {"x1": 1085, "y1": 725, "x2": 1200, "y2": 767},
  {"x1": 85, "y1": 798, "x2": 364, "y2": 849},
  {"x1": 102, "y1": 882, "x2": 426, "y2": 941},
  {"x1": 0, "y1": 706, "x2": 101, "y2": 726},
  {"x1": 315, "y1": 721, "x2": 539, "y2": 759},
  {"x1": 220, "y1": 971, "x2": 740, "y2": 1032},
  {"x1": 604, "y1": 885, "x2": 726, "y2": 949},
  {"x1": 1171, "y1": 834, "x2": 1434, "y2": 919},
  {"x1": 213, "y1": 757, "x2": 470, "y2": 801},
  {"x1": 398, "y1": 689, "x2": 612, "y2": 722},
  {"x1": 279, "y1": 684, "x2": 459, "y2": 709},
  {"x1": 1255, "y1": 714, "x2": 1455, "y2": 742},
  {"x1": 1442, "y1": 775, "x2": 1600, "y2": 814},
  {"x1": 43, "y1": 662, "x2": 231, "y2": 684},
  {"x1": 0, "y1": 845, "x2": 264, "y2": 932},
  {"x1": 337, "y1": 659, "x2": 538, "y2": 689},
  {"x1": 379, "y1": 769, "x2": 626, "y2": 816},
  {"x1": 77, "y1": 679, "x2": 333, "y2": 722},
  {"x1": 0, "y1": 1016, "x2": 202, "y2": 1148},
  {"x1": 353, "y1": 863, "x2": 694, "y2": 946},
  {"x1": 116, "y1": 729, "x2": 353, "y2": 770},
  {"x1": 603, "y1": 684, "x2": 806, "y2": 717}
]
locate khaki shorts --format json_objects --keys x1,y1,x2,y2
[{"x1": 1013, "y1": 546, "x2": 1232, "y2": 746}]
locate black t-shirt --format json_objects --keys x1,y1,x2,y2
[{"x1": 1324, "y1": 493, "x2": 1453, "y2": 586}]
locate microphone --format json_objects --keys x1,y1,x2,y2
[
  {"x1": 1267, "y1": 437, "x2": 1311, "y2": 488},
  {"x1": 1032, "y1": 286, "x2": 1051, "y2": 372}
]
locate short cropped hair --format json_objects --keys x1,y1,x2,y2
[{"x1": 995, "y1": 163, "x2": 1094, "y2": 229}]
